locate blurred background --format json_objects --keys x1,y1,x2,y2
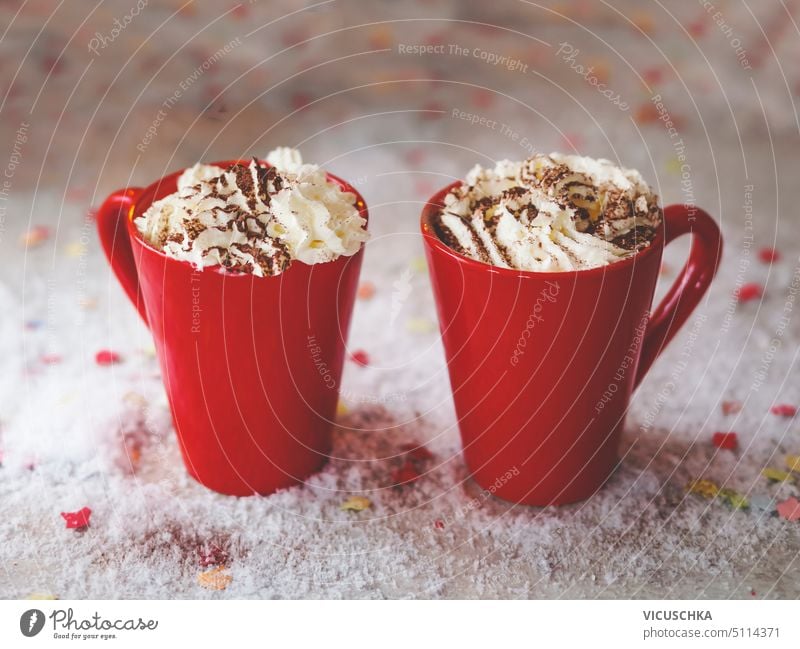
[{"x1": 1, "y1": 0, "x2": 799, "y2": 599}]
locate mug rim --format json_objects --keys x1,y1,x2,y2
[
  {"x1": 420, "y1": 180, "x2": 665, "y2": 279},
  {"x1": 124, "y1": 159, "x2": 369, "y2": 277}
]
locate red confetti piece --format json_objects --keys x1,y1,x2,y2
[
  {"x1": 399, "y1": 443, "x2": 434, "y2": 462},
  {"x1": 350, "y1": 350, "x2": 370, "y2": 367},
  {"x1": 721, "y1": 400, "x2": 742, "y2": 415},
  {"x1": 95, "y1": 350, "x2": 122, "y2": 365},
  {"x1": 757, "y1": 247, "x2": 780, "y2": 263},
  {"x1": 735, "y1": 283, "x2": 762, "y2": 303},
  {"x1": 776, "y1": 497, "x2": 800, "y2": 522},
  {"x1": 61, "y1": 507, "x2": 91, "y2": 530},
  {"x1": 687, "y1": 20, "x2": 708, "y2": 38},
  {"x1": 433, "y1": 519, "x2": 445, "y2": 530},
  {"x1": 391, "y1": 460, "x2": 421, "y2": 486},
  {"x1": 472, "y1": 89, "x2": 494, "y2": 109},
  {"x1": 771, "y1": 404, "x2": 797, "y2": 417},
  {"x1": 291, "y1": 92, "x2": 313, "y2": 111},
  {"x1": 357, "y1": 281, "x2": 376, "y2": 300},
  {"x1": 642, "y1": 67, "x2": 663, "y2": 86},
  {"x1": 198, "y1": 543, "x2": 229, "y2": 568},
  {"x1": 403, "y1": 148, "x2": 425, "y2": 167},
  {"x1": 21, "y1": 226, "x2": 50, "y2": 247},
  {"x1": 40, "y1": 354, "x2": 62, "y2": 365},
  {"x1": 712, "y1": 432, "x2": 738, "y2": 451}
]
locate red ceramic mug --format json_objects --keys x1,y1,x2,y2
[
  {"x1": 422, "y1": 186, "x2": 722, "y2": 505},
  {"x1": 97, "y1": 161, "x2": 367, "y2": 496}
]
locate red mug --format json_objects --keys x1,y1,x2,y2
[
  {"x1": 421, "y1": 185, "x2": 722, "y2": 505},
  {"x1": 97, "y1": 161, "x2": 367, "y2": 496}
]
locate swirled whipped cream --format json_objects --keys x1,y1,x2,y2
[
  {"x1": 135, "y1": 147, "x2": 368, "y2": 277},
  {"x1": 432, "y1": 153, "x2": 663, "y2": 272}
]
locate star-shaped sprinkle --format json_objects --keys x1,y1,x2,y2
[
  {"x1": 61, "y1": 507, "x2": 91, "y2": 530},
  {"x1": 712, "y1": 432, "x2": 738, "y2": 450},
  {"x1": 340, "y1": 496, "x2": 372, "y2": 512},
  {"x1": 197, "y1": 566, "x2": 232, "y2": 590},
  {"x1": 776, "y1": 497, "x2": 800, "y2": 521}
]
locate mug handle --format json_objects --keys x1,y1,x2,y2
[
  {"x1": 635, "y1": 204, "x2": 722, "y2": 386},
  {"x1": 96, "y1": 187, "x2": 149, "y2": 326}
]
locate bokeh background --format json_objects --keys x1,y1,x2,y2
[{"x1": 1, "y1": 0, "x2": 799, "y2": 598}]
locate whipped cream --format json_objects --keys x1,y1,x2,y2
[
  {"x1": 433, "y1": 153, "x2": 663, "y2": 272},
  {"x1": 135, "y1": 148, "x2": 368, "y2": 277}
]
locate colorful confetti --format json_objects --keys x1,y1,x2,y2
[
  {"x1": 712, "y1": 432, "x2": 739, "y2": 451},
  {"x1": 26, "y1": 593, "x2": 58, "y2": 600},
  {"x1": 357, "y1": 281, "x2": 376, "y2": 300},
  {"x1": 198, "y1": 543, "x2": 229, "y2": 568},
  {"x1": 776, "y1": 497, "x2": 800, "y2": 522},
  {"x1": 406, "y1": 317, "x2": 436, "y2": 334},
  {"x1": 770, "y1": 404, "x2": 796, "y2": 417},
  {"x1": 410, "y1": 257, "x2": 427, "y2": 273},
  {"x1": 336, "y1": 401, "x2": 349, "y2": 416},
  {"x1": 433, "y1": 519, "x2": 445, "y2": 530},
  {"x1": 785, "y1": 455, "x2": 800, "y2": 472},
  {"x1": 735, "y1": 283, "x2": 762, "y2": 303},
  {"x1": 718, "y1": 488, "x2": 749, "y2": 510},
  {"x1": 762, "y1": 468, "x2": 794, "y2": 483},
  {"x1": 40, "y1": 353, "x2": 62, "y2": 365},
  {"x1": 197, "y1": 566, "x2": 232, "y2": 590},
  {"x1": 686, "y1": 478, "x2": 719, "y2": 499},
  {"x1": 721, "y1": 400, "x2": 742, "y2": 415},
  {"x1": 61, "y1": 507, "x2": 91, "y2": 530},
  {"x1": 748, "y1": 494, "x2": 776, "y2": 514},
  {"x1": 399, "y1": 443, "x2": 434, "y2": 462},
  {"x1": 350, "y1": 350, "x2": 370, "y2": 367},
  {"x1": 392, "y1": 460, "x2": 421, "y2": 486},
  {"x1": 340, "y1": 496, "x2": 372, "y2": 512},
  {"x1": 65, "y1": 242, "x2": 86, "y2": 257},
  {"x1": 95, "y1": 349, "x2": 122, "y2": 365},
  {"x1": 757, "y1": 247, "x2": 780, "y2": 263},
  {"x1": 20, "y1": 226, "x2": 50, "y2": 248}
]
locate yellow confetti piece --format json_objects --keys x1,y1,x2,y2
[
  {"x1": 406, "y1": 317, "x2": 435, "y2": 334},
  {"x1": 340, "y1": 496, "x2": 372, "y2": 512},
  {"x1": 26, "y1": 593, "x2": 58, "y2": 600},
  {"x1": 664, "y1": 157, "x2": 682, "y2": 175},
  {"x1": 336, "y1": 401, "x2": 349, "y2": 416},
  {"x1": 410, "y1": 257, "x2": 427, "y2": 273},
  {"x1": 686, "y1": 478, "x2": 719, "y2": 499},
  {"x1": 785, "y1": 455, "x2": 800, "y2": 472},
  {"x1": 197, "y1": 566, "x2": 232, "y2": 591},
  {"x1": 718, "y1": 488, "x2": 749, "y2": 510},
  {"x1": 65, "y1": 242, "x2": 86, "y2": 257},
  {"x1": 123, "y1": 391, "x2": 148, "y2": 407},
  {"x1": 762, "y1": 468, "x2": 794, "y2": 483}
]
